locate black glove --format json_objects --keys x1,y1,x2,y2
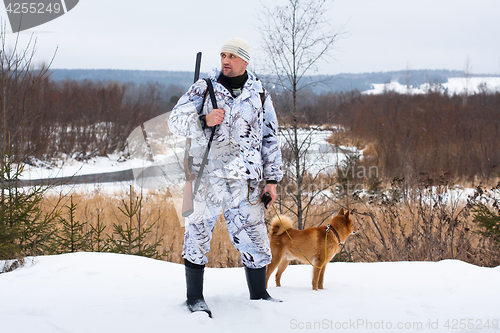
[{"x1": 261, "y1": 192, "x2": 272, "y2": 209}]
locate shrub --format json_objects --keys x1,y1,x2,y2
[{"x1": 472, "y1": 185, "x2": 500, "y2": 249}]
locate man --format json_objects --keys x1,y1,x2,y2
[{"x1": 168, "y1": 37, "x2": 283, "y2": 317}]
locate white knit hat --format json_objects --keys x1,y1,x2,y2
[{"x1": 221, "y1": 37, "x2": 251, "y2": 63}]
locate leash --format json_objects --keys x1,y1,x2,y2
[{"x1": 247, "y1": 181, "x2": 334, "y2": 270}]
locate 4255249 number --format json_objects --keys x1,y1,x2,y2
[
  {"x1": 444, "y1": 319, "x2": 498, "y2": 330},
  {"x1": 5, "y1": 2, "x2": 62, "y2": 14}
]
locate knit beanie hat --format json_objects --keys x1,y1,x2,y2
[{"x1": 221, "y1": 37, "x2": 251, "y2": 63}]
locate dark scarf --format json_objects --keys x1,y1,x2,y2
[{"x1": 218, "y1": 71, "x2": 248, "y2": 97}]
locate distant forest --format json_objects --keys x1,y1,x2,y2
[{"x1": 49, "y1": 68, "x2": 492, "y2": 94}]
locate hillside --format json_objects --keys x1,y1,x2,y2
[{"x1": 49, "y1": 69, "x2": 204, "y2": 91}]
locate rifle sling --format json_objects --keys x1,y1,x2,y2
[{"x1": 192, "y1": 78, "x2": 218, "y2": 198}]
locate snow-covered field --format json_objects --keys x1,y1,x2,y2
[
  {"x1": 1, "y1": 253, "x2": 499, "y2": 333},
  {"x1": 362, "y1": 76, "x2": 500, "y2": 95}
]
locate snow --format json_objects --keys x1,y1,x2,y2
[
  {"x1": 21, "y1": 154, "x2": 131, "y2": 180},
  {"x1": 1, "y1": 252, "x2": 499, "y2": 333},
  {"x1": 362, "y1": 76, "x2": 500, "y2": 95}
]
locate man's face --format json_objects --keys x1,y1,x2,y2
[{"x1": 220, "y1": 52, "x2": 248, "y2": 77}]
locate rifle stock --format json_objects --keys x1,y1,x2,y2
[
  {"x1": 182, "y1": 140, "x2": 195, "y2": 217},
  {"x1": 182, "y1": 179, "x2": 194, "y2": 217}
]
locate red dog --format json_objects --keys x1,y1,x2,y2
[{"x1": 266, "y1": 208, "x2": 357, "y2": 290}]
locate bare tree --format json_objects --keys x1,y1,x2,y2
[
  {"x1": 0, "y1": 22, "x2": 54, "y2": 159},
  {"x1": 0, "y1": 21, "x2": 59, "y2": 260},
  {"x1": 257, "y1": 0, "x2": 345, "y2": 229},
  {"x1": 462, "y1": 56, "x2": 472, "y2": 106},
  {"x1": 404, "y1": 63, "x2": 412, "y2": 95}
]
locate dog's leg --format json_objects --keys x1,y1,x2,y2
[
  {"x1": 275, "y1": 258, "x2": 290, "y2": 287},
  {"x1": 311, "y1": 265, "x2": 322, "y2": 291},
  {"x1": 266, "y1": 256, "x2": 281, "y2": 288},
  {"x1": 318, "y1": 264, "x2": 327, "y2": 289}
]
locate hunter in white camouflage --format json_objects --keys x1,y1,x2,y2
[{"x1": 167, "y1": 37, "x2": 283, "y2": 315}]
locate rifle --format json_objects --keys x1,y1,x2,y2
[{"x1": 182, "y1": 52, "x2": 202, "y2": 217}]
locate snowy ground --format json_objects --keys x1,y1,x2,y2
[{"x1": 1, "y1": 253, "x2": 499, "y2": 333}]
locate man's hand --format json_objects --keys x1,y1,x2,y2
[
  {"x1": 262, "y1": 183, "x2": 277, "y2": 207},
  {"x1": 205, "y1": 108, "x2": 225, "y2": 127}
]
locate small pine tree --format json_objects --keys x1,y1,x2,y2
[
  {"x1": 1, "y1": 153, "x2": 58, "y2": 259},
  {"x1": 55, "y1": 197, "x2": 88, "y2": 253},
  {"x1": 0, "y1": 157, "x2": 20, "y2": 258},
  {"x1": 107, "y1": 186, "x2": 164, "y2": 259},
  {"x1": 473, "y1": 202, "x2": 500, "y2": 249},
  {"x1": 88, "y1": 213, "x2": 109, "y2": 252}
]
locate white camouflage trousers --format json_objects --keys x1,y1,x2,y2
[{"x1": 182, "y1": 177, "x2": 271, "y2": 268}]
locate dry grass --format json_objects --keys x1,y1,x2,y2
[
  {"x1": 40, "y1": 182, "x2": 500, "y2": 268},
  {"x1": 268, "y1": 181, "x2": 500, "y2": 267},
  {"x1": 347, "y1": 187, "x2": 500, "y2": 267},
  {"x1": 41, "y1": 187, "x2": 242, "y2": 267}
]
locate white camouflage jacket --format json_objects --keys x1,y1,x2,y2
[{"x1": 168, "y1": 68, "x2": 283, "y2": 182}]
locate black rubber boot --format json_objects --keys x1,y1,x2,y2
[
  {"x1": 244, "y1": 266, "x2": 282, "y2": 302},
  {"x1": 184, "y1": 259, "x2": 212, "y2": 318}
]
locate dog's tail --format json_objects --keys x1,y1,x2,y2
[{"x1": 270, "y1": 215, "x2": 294, "y2": 235}]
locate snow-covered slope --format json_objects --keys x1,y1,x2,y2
[
  {"x1": 362, "y1": 77, "x2": 500, "y2": 95},
  {"x1": 1, "y1": 253, "x2": 499, "y2": 333}
]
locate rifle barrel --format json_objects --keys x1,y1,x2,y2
[{"x1": 193, "y1": 52, "x2": 202, "y2": 83}]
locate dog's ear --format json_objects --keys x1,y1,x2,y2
[
  {"x1": 338, "y1": 207, "x2": 345, "y2": 216},
  {"x1": 344, "y1": 210, "x2": 350, "y2": 221}
]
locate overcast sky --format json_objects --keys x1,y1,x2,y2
[{"x1": 1, "y1": 0, "x2": 499, "y2": 75}]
